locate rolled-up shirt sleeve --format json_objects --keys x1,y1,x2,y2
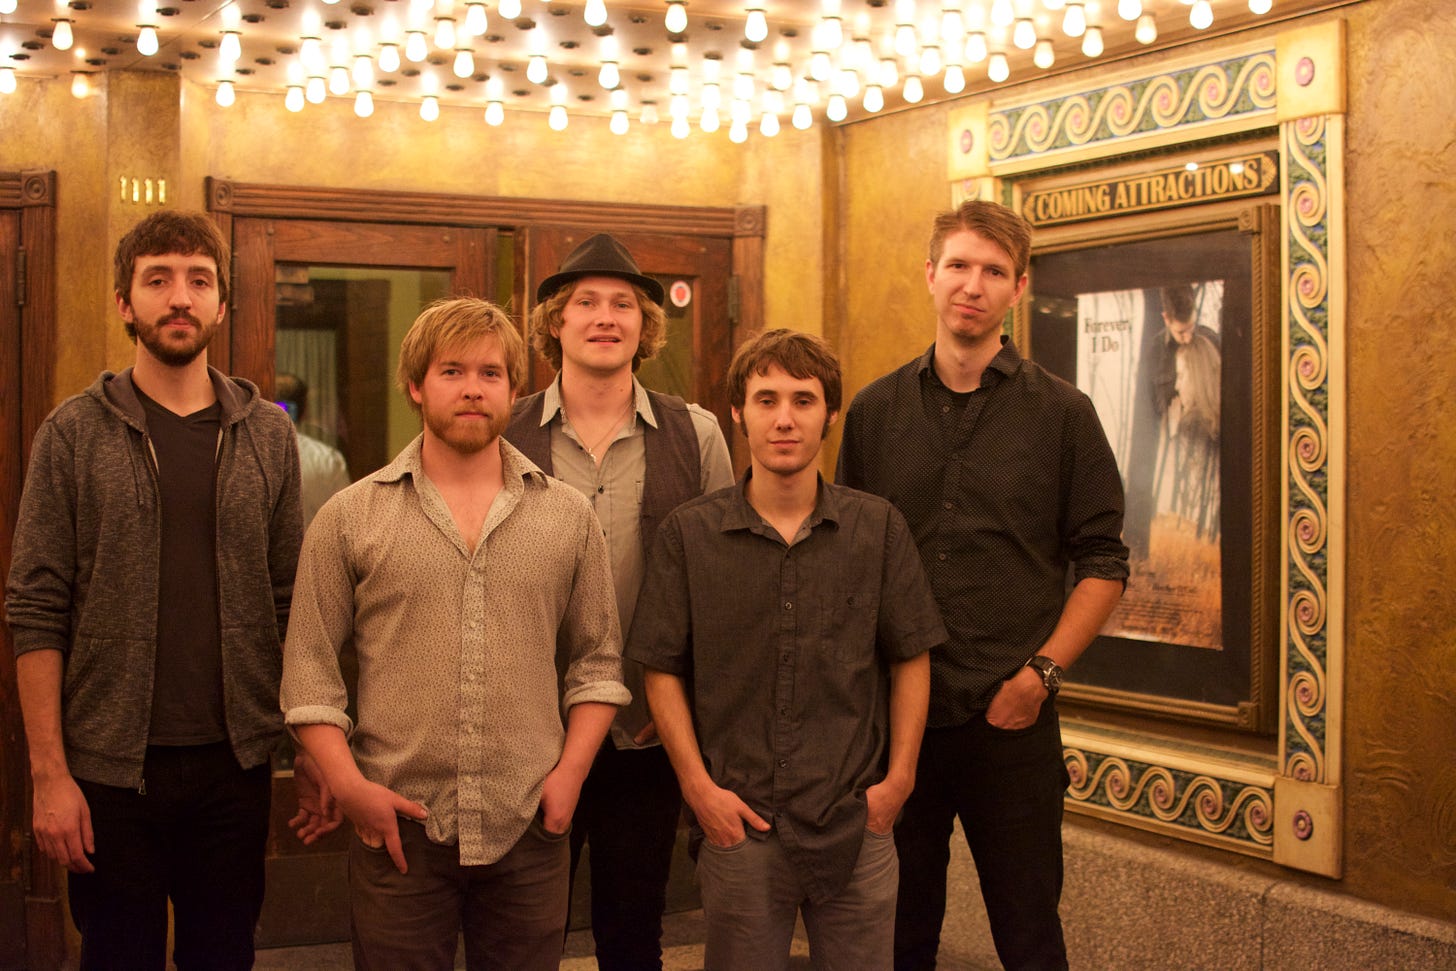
[
  {"x1": 280, "y1": 497, "x2": 357, "y2": 737},
  {"x1": 559, "y1": 499, "x2": 633, "y2": 712}
]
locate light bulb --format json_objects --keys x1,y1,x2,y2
[
  {"x1": 330, "y1": 66, "x2": 350, "y2": 95},
  {"x1": 702, "y1": 81, "x2": 720, "y2": 109},
  {"x1": 549, "y1": 104, "x2": 568, "y2": 130},
  {"x1": 863, "y1": 84, "x2": 883, "y2": 112},
  {"x1": 1135, "y1": 13, "x2": 1157, "y2": 43},
  {"x1": 1249, "y1": 0, "x2": 1273, "y2": 13},
  {"x1": 0, "y1": 67, "x2": 16, "y2": 94},
  {"x1": 826, "y1": 93, "x2": 846, "y2": 121},
  {"x1": 137, "y1": 25, "x2": 159, "y2": 56},
  {"x1": 70, "y1": 71, "x2": 90, "y2": 98},
  {"x1": 216, "y1": 80, "x2": 236, "y2": 107},
  {"x1": 405, "y1": 31, "x2": 428, "y2": 62},
  {"x1": 354, "y1": 90, "x2": 374, "y2": 117},
  {"x1": 585, "y1": 0, "x2": 607, "y2": 27},
  {"x1": 877, "y1": 58, "x2": 898, "y2": 87},
  {"x1": 220, "y1": 30, "x2": 241, "y2": 64},
  {"x1": 599, "y1": 60, "x2": 619, "y2": 89},
  {"x1": 988, "y1": 51, "x2": 1009, "y2": 82},
  {"x1": 894, "y1": 23, "x2": 916, "y2": 58},
  {"x1": 1190, "y1": 0, "x2": 1213, "y2": 29},
  {"x1": 1063, "y1": 2, "x2": 1086, "y2": 38},
  {"x1": 1118, "y1": 0, "x2": 1142, "y2": 20},
  {"x1": 1013, "y1": 18, "x2": 1036, "y2": 50},
  {"x1": 485, "y1": 100, "x2": 504, "y2": 125},
  {"x1": 919, "y1": 45, "x2": 942, "y2": 77},
  {"x1": 641, "y1": 102, "x2": 659, "y2": 124},
  {"x1": 465, "y1": 2, "x2": 488, "y2": 35},
  {"x1": 306, "y1": 75, "x2": 326, "y2": 102},
  {"x1": 810, "y1": 50, "x2": 832, "y2": 81},
  {"x1": 941, "y1": 8, "x2": 964, "y2": 41},
  {"x1": 499, "y1": 0, "x2": 521, "y2": 18},
  {"x1": 792, "y1": 103, "x2": 811, "y2": 129},
  {"x1": 700, "y1": 105, "x2": 720, "y2": 132},
  {"x1": 379, "y1": 43, "x2": 400, "y2": 72},
  {"x1": 965, "y1": 31, "x2": 987, "y2": 63},
  {"x1": 285, "y1": 85, "x2": 305, "y2": 111},
  {"x1": 670, "y1": 93, "x2": 690, "y2": 119},
  {"x1": 819, "y1": 16, "x2": 842, "y2": 50},
  {"x1": 990, "y1": 0, "x2": 1014, "y2": 27},
  {"x1": 420, "y1": 95, "x2": 439, "y2": 120},
  {"x1": 757, "y1": 111, "x2": 777, "y2": 136},
  {"x1": 903, "y1": 74, "x2": 923, "y2": 103},
  {"x1": 434, "y1": 18, "x2": 456, "y2": 50},
  {"x1": 745, "y1": 8, "x2": 768, "y2": 43},
  {"x1": 527, "y1": 54, "x2": 548, "y2": 84},
  {"x1": 943, "y1": 64, "x2": 964, "y2": 94},
  {"x1": 729, "y1": 121, "x2": 747, "y2": 143},
  {"x1": 301, "y1": 35, "x2": 323, "y2": 67},
  {"x1": 354, "y1": 54, "x2": 374, "y2": 87},
  {"x1": 1082, "y1": 26, "x2": 1103, "y2": 57},
  {"x1": 0, "y1": 0, "x2": 16, "y2": 14},
  {"x1": 672, "y1": 116, "x2": 693, "y2": 138},
  {"x1": 453, "y1": 48, "x2": 474, "y2": 77},
  {"x1": 772, "y1": 61, "x2": 792, "y2": 90},
  {"x1": 611, "y1": 109, "x2": 630, "y2": 134},
  {"x1": 665, "y1": 1, "x2": 688, "y2": 34},
  {"x1": 52, "y1": 19, "x2": 74, "y2": 51},
  {"x1": 1033, "y1": 39, "x2": 1054, "y2": 69}
]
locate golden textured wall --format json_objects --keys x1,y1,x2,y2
[
  {"x1": 1339, "y1": 0, "x2": 1456, "y2": 921},
  {"x1": 832, "y1": 0, "x2": 1456, "y2": 924}
]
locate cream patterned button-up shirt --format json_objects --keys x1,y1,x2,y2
[{"x1": 282, "y1": 435, "x2": 629, "y2": 865}]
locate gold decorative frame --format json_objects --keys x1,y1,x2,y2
[{"x1": 945, "y1": 21, "x2": 1346, "y2": 876}]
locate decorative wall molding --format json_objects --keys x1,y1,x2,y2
[{"x1": 946, "y1": 20, "x2": 1347, "y2": 876}]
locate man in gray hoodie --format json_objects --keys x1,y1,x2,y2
[{"x1": 5, "y1": 210, "x2": 310, "y2": 970}]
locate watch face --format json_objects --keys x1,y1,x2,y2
[{"x1": 1032, "y1": 656, "x2": 1063, "y2": 691}]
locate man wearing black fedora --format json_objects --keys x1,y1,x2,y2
[{"x1": 506, "y1": 232, "x2": 733, "y2": 970}]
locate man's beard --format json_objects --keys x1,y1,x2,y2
[
  {"x1": 136, "y1": 311, "x2": 216, "y2": 367},
  {"x1": 422, "y1": 405, "x2": 508, "y2": 455}
]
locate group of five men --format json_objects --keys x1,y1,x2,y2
[{"x1": 7, "y1": 200, "x2": 1127, "y2": 970}]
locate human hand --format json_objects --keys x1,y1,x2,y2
[
  {"x1": 334, "y1": 777, "x2": 428, "y2": 874},
  {"x1": 289, "y1": 750, "x2": 344, "y2": 845},
  {"x1": 984, "y1": 666, "x2": 1046, "y2": 731},
  {"x1": 31, "y1": 771, "x2": 95, "y2": 873},
  {"x1": 683, "y1": 780, "x2": 771, "y2": 848},
  {"x1": 864, "y1": 776, "x2": 912, "y2": 836},
  {"x1": 538, "y1": 762, "x2": 588, "y2": 836}
]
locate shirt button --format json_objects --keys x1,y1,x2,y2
[
  {"x1": 937, "y1": 552, "x2": 948, "y2": 561},
  {"x1": 943, "y1": 500, "x2": 953, "y2": 510},
  {"x1": 781, "y1": 653, "x2": 790, "y2": 663},
  {"x1": 779, "y1": 706, "x2": 789, "y2": 716},
  {"x1": 777, "y1": 759, "x2": 787, "y2": 768},
  {"x1": 597, "y1": 485, "x2": 605, "y2": 494},
  {"x1": 784, "y1": 601, "x2": 793, "y2": 610},
  {"x1": 941, "y1": 405, "x2": 951, "y2": 414}
]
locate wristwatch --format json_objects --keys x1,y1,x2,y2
[{"x1": 1026, "y1": 655, "x2": 1064, "y2": 696}]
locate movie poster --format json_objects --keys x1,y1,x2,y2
[{"x1": 1077, "y1": 282, "x2": 1225, "y2": 651}]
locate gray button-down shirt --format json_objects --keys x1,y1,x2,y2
[
  {"x1": 628, "y1": 475, "x2": 945, "y2": 901},
  {"x1": 282, "y1": 436, "x2": 629, "y2": 865}
]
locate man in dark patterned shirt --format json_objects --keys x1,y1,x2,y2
[
  {"x1": 837, "y1": 200, "x2": 1129, "y2": 971},
  {"x1": 632, "y1": 330, "x2": 944, "y2": 970}
]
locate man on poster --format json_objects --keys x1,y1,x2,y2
[{"x1": 837, "y1": 199, "x2": 1129, "y2": 970}]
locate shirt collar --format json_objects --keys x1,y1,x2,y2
[
  {"x1": 540, "y1": 373, "x2": 658, "y2": 430},
  {"x1": 720, "y1": 468, "x2": 842, "y2": 537},
  {"x1": 372, "y1": 433, "x2": 548, "y2": 489},
  {"x1": 919, "y1": 336, "x2": 1023, "y2": 389}
]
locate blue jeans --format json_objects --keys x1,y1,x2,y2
[
  {"x1": 893, "y1": 702, "x2": 1070, "y2": 971},
  {"x1": 567, "y1": 742, "x2": 682, "y2": 971},
  {"x1": 69, "y1": 742, "x2": 271, "y2": 971},
  {"x1": 349, "y1": 816, "x2": 570, "y2": 971}
]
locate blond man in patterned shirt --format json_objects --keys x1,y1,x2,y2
[{"x1": 281, "y1": 297, "x2": 629, "y2": 971}]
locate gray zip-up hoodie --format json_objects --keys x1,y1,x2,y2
[{"x1": 5, "y1": 367, "x2": 304, "y2": 788}]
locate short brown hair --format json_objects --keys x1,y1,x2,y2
[
  {"x1": 927, "y1": 199, "x2": 1032, "y2": 279},
  {"x1": 396, "y1": 298, "x2": 526, "y2": 411},
  {"x1": 114, "y1": 210, "x2": 231, "y2": 317},
  {"x1": 529, "y1": 279, "x2": 667, "y2": 372},
  {"x1": 727, "y1": 328, "x2": 842, "y2": 415}
]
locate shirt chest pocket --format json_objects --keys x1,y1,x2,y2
[{"x1": 815, "y1": 589, "x2": 880, "y2": 663}]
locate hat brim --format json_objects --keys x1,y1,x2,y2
[{"x1": 536, "y1": 269, "x2": 666, "y2": 307}]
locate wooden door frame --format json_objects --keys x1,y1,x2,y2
[
  {"x1": 205, "y1": 177, "x2": 766, "y2": 349},
  {"x1": 1, "y1": 169, "x2": 62, "y2": 971}
]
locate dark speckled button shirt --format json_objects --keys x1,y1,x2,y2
[{"x1": 627, "y1": 475, "x2": 945, "y2": 903}]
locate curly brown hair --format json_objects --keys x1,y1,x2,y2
[{"x1": 529, "y1": 279, "x2": 667, "y2": 372}]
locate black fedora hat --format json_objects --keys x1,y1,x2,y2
[{"x1": 535, "y1": 233, "x2": 666, "y2": 307}]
